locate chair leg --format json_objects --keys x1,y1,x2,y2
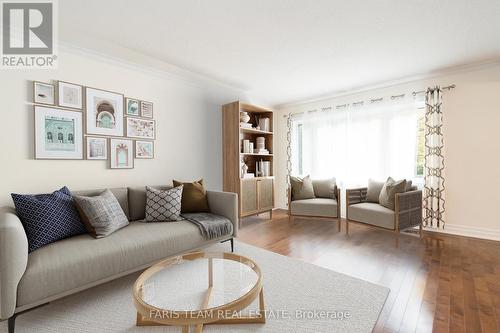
[
  {"x1": 338, "y1": 219, "x2": 341, "y2": 232},
  {"x1": 395, "y1": 230, "x2": 400, "y2": 248},
  {"x1": 230, "y1": 238, "x2": 234, "y2": 253},
  {"x1": 419, "y1": 223, "x2": 423, "y2": 239},
  {"x1": 8, "y1": 316, "x2": 16, "y2": 333},
  {"x1": 346, "y1": 220, "x2": 349, "y2": 235},
  {"x1": 269, "y1": 210, "x2": 272, "y2": 219},
  {"x1": 288, "y1": 214, "x2": 293, "y2": 225}
]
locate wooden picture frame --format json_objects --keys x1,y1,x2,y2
[
  {"x1": 126, "y1": 117, "x2": 156, "y2": 140},
  {"x1": 57, "y1": 81, "x2": 83, "y2": 109},
  {"x1": 85, "y1": 136, "x2": 108, "y2": 160},
  {"x1": 109, "y1": 138, "x2": 134, "y2": 169},
  {"x1": 125, "y1": 97, "x2": 140, "y2": 116},
  {"x1": 33, "y1": 81, "x2": 55, "y2": 105},
  {"x1": 85, "y1": 87, "x2": 124, "y2": 137},
  {"x1": 135, "y1": 140, "x2": 154, "y2": 159},
  {"x1": 140, "y1": 101, "x2": 153, "y2": 118},
  {"x1": 34, "y1": 105, "x2": 83, "y2": 160}
]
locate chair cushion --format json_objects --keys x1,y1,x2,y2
[
  {"x1": 312, "y1": 178, "x2": 337, "y2": 199},
  {"x1": 290, "y1": 175, "x2": 316, "y2": 200},
  {"x1": 290, "y1": 198, "x2": 338, "y2": 218},
  {"x1": 11, "y1": 187, "x2": 86, "y2": 253},
  {"x1": 379, "y1": 177, "x2": 407, "y2": 210},
  {"x1": 366, "y1": 179, "x2": 384, "y2": 203},
  {"x1": 73, "y1": 187, "x2": 129, "y2": 219},
  {"x1": 128, "y1": 185, "x2": 171, "y2": 221},
  {"x1": 348, "y1": 202, "x2": 395, "y2": 229},
  {"x1": 173, "y1": 179, "x2": 210, "y2": 213},
  {"x1": 16, "y1": 220, "x2": 231, "y2": 307}
]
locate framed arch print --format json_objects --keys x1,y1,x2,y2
[
  {"x1": 85, "y1": 87, "x2": 124, "y2": 136},
  {"x1": 110, "y1": 138, "x2": 134, "y2": 169}
]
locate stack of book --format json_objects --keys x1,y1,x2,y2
[
  {"x1": 240, "y1": 122, "x2": 252, "y2": 128},
  {"x1": 253, "y1": 148, "x2": 269, "y2": 154}
]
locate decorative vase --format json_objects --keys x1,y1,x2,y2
[{"x1": 240, "y1": 111, "x2": 250, "y2": 124}]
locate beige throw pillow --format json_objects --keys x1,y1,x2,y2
[
  {"x1": 312, "y1": 178, "x2": 337, "y2": 199},
  {"x1": 366, "y1": 179, "x2": 385, "y2": 203},
  {"x1": 379, "y1": 177, "x2": 407, "y2": 210},
  {"x1": 290, "y1": 175, "x2": 315, "y2": 200}
]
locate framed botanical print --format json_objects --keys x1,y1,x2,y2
[
  {"x1": 85, "y1": 136, "x2": 107, "y2": 160},
  {"x1": 140, "y1": 101, "x2": 153, "y2": 118},
  {"x1": 125, "y1": 97, "x2": 140, "y2": 116},
  {"x1": 33, "y1": 81, "x2": 55, "y2": 105},
  {"x1": 85, "y1": 87, "x2": 124, "y2": 137},
  {"x1": 126, "y1": 117, "x2": 155, "y2": 139},
  {"x1": 58, "y1": 81, "x2": 83, "y2": 109},
  {"x1": 110, "y1": 138, "x2": 134, "y2": 169},
  {"x1": 135, "y1": 140, "x2": 154, "y2": 159},
  {"x1": 34, "y1": 106, "x2": 83, "y2": 159}
]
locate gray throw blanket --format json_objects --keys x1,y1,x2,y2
[{"x1": 181, "y1": 213, "x2": 233, "y2": 240}]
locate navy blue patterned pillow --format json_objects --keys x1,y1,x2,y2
[{"x1": 11, "y1": 186, "x2": 86, "y2": 253}]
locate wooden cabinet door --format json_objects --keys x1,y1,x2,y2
[
  {"x1": 257, "y1": 178, "x2": 274, "y2": 211},
  {"x1": 240, "y1": 179, "x2": 258, "y2": 215}
]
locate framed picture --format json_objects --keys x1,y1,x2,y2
[
  {"x1": 85, "y1": 136, "x2": 107, "y2": 160},
  {"x1": 135, "y1": 140, "x2": 154, "y2": 159},
  {"x1": 110, "y1": 138, "x2": 134, "y2": 169},
  {"x1": 85, "y1": 87, "x2": 124, "y2": 137},
  {"x1": 125, "y1": 98, "x2": 140, "y2": 116},
  {"x1": 58, "y1": 81, "x2": 83, "y2": 109},
  {"x1": 126, "y1": 117, "x2": 155, "y2": 139},
  {"x1": 34, "y1": 106, "x2": 83, "y2": 159},
  {"x1": 33, "y1": 81, "x2": 55, "y2": 105},
  {"x1": 140, "y1": 101, "x2": 153, "y2": 118}
]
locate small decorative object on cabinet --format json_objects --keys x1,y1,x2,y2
[{"x1": 223, "y1": 101, "x2": 274, "y2": 223}]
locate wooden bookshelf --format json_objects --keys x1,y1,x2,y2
[{"x1": 222, "y1": 101, "x2": 275, "y2": 221}]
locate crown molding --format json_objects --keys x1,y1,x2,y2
[
  {"x1": 275, "y1": 59, "x2": 500, "y2": 110},
  {"x1": 59, "y1": 41, "x2": 246, "y2": 95}
]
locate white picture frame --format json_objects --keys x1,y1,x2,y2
[
  {"x1": 85, "y1": 87, "x2": 124, "y2": 137},
  {"x1": 33, "y1": 81, "x2": 55, "y2": 105},
  {"x1": 135, "y1": 140, "x2": 154, "y2": 159},
  {"x1": 85, "y1": 136, "x2": 108, "y2": 160},
  {"x1": 34, "y1": 106, "x2": 83, "y2": 159},
  {"x1": 110, "y1": 138, "x2": 134, "y2": 169},
  {"x1": 126, "y1": 117, "x2": 156, "y2": 140},
  {"x1": 58, "y1": 81, "x2": 83, "y2": 109},
  {"x1": 125, "y1": 97, "x2": 140, "y2": 116},
  {"x1": 140, "y1": 101, "x2": 153, "y2": 118}
]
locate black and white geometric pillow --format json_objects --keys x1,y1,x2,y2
[{"x1": 145, "y1": 185, "x2": 183, "y2": 222}]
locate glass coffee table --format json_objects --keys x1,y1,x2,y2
[{"x1": 133, "y1": 252, "x2": 265, "y2": 333}]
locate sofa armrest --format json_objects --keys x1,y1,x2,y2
[
  {"x1": 346, "y1": 187, "x2": 367, "y2": 206},
  {"x1": 207, "y1": 191, "x2": 238, "y2": 237},
  {"x1": 395, "y1": 190, "x2": 422, "y2": 230},
  {"x1": 0, "y1": 207, "x2": 29, "y2": 319}
]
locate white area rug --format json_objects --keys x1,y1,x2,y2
[{"x1": 0, "y1": 241, "x2": 388, "y2": 332}]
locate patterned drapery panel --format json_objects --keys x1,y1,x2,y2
[
  {"x1": 423, "y1": 87, "x2": 446, "y2": 228},
  {"x1": 285, "y1": 113, "x2": 293, "y2": 207}
]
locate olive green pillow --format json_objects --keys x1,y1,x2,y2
[
  {"x1": 172, "y1": 179, "x2": 209, "y2": 213},
  {"x1": 379, "y1": 177, "x2": 407, "y2": 210},
  {"x1": 290, "y1": 175, "x2": 316, "y2": 200}
]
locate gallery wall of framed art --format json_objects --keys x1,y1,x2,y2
[{"x1": 32, "y1": 79, "x2": 156, "y2": 169}]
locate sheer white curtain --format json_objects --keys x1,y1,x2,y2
[{"x1": 292, "y1": 96, "x2": 419, "y2": 189}]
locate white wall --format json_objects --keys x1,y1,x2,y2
[
  {"x1": 274, "y1": 63, "x2": 500, "y2": 241},
  {"x1": 0, "y1": 48, "x2": 246, "y2": 206}
]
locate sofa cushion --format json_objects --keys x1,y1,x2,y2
[
  {"x1": 312, "y1": 178, "x2": 337, "y2": 199},
  {"x1": 128, "y1": 185, "x2": 171, "y2": 221},
  {"x1": 74, "y1": 189, "x2": 129, "y2": 238},
  {"x1": 348, "y1": 202, "x2": 395, "y2": 229},
  {"x1": 290, "y1": 198, "x2": 338, "y2": 218},
  {"x1": 73, "y1": 187, "x2": 129, "y2": 219},
  {"x1": 11, "y1": 187, "x2": 86, "y2": 253},
  {"x1": 290, "y1": 175, "x2": 316, "y2": 200},
  {"x1": 366, "y1": 179, "x2": 384, "y2": 203},
  {"x1": 16, "y1": 220, "x2": 232, "y2": 307},
  {"x1": 173, "y1": 179, "x2": 210, "y2": 213},
  {"x1": 145, "y1": 186, "x2": 183, "y2": 222}
]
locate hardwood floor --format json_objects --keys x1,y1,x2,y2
[{"x1": 237, "y1": 210, "x2": 500, "y2": 333}]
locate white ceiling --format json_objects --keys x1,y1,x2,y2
[{"x1": 59, "y1": 0, "x2": 500, "y2": 106}]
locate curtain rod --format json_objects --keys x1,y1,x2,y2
[{"x1": 283, "y1": 84, "x2": 456, "y2": 118}]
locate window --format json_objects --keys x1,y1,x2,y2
[{"x1": 415, "y1": 109, "x2": 425, "y2": 177}]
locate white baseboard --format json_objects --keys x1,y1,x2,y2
[{"x1": 425, "y1": 224, "x2": 500, "y2": 242}]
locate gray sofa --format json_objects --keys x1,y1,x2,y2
[{"x1": 0, "y1": 185, "x2": 238, "y2": 332}]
